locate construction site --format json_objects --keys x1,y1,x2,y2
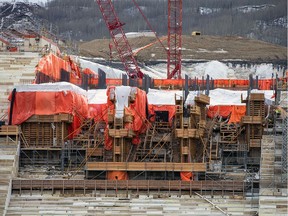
[{"x1": 0, "y1": 0, "x2": 287, "y2": 215}]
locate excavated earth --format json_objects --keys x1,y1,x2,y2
[{"x1": 79, "y1": 35, "x2": 287, "y2": 64}]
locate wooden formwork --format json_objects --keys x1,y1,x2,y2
[
  {"x1": 242, "y1": 93, "x2": 265, "y2": 149},
  {"x1": 190, "y1": 105, "x2": 201, "y2": 116},
  {"x1": 20, "y1": 114, "x2": 72, "y2": 148},
  {"x1": 194, "y1": 94, "x2": 210, "y2": 105},
  {"x1": 108, "y1": 129, "x2": 135, "y2": 138},
  {"x1": 241, "y1": 116, "x2": 263, "y2": 124},
  {"x1": 220, "y1": 124, "x2": 238, "y2": 144},
  {"x1": 175, "y1": 129, "x2": 199, "y2": 138},
  {"x1": 0, "y1": 125, "x2": 19, "y2": 135},
  {"x1": 86, "y1": 162, "x2": 206, "y2": 172}
]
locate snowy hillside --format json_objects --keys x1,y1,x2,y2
[{"x1": 0, "y1": 1, "x2": 43, "y2": 30}]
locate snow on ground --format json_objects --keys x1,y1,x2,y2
[
  {"x1": 147, "y1": 89, "x2": 183, "y2": 105},
  {"x1": 79, "y1": 58, "x2": 125, "y2": 79},
  {"x1": 149, "y1": 61, "x2": 284, "y2": 79},
  {"x1": 87, "y1": 89, "x2": 107, "y2": 104},
  {"x1": 80, "y1": 57, "x2": 285, "y2": 80},
  {"x1": 148, "y1": 88, "x2": 274, "y2": 107},
  {"x1": 115, "y1": 32, "x2": 155, "y2": 38}
]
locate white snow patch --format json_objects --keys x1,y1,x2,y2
[
  {"x1": 196, "y1": 48, "x2": 228, "y2": 54},
  {"x1": 79, "y1": 58, "x2": 125, "y2": 79},
  {"x1": 204, "y1": 61, "x2": 228, "y2": 79},
  {"x1": 198, "y1": 7, "x2": 220, "y2": 15},
  {"x1": 116, "y1": 32, "x2": 155, "y2": 38},
  {"x1": 237, "y1": 4, "x2": 275, "y2": 13},
  {"x1": 87, "y1": 89, "x2": 107, "y2": 105}
]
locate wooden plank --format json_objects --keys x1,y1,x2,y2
[
  {"x1": 25, "y1": 114, "x2": 73, "y2": 123},
  {"x1": 175, "y1": 129, "x2": 199, "y2": 138},
  {"x1": 0, "y1": 125, "x2": 19, "y2": 135},
  {"x1": 86, "y1": 162, "x2": 207, "y2": 172},
  {"x1": 12, "y1": 179, "x2": 244, "y2": 191},
  {"x1": 194, "y1": 94, "x2": 210, "y2": 104},
  {"x1": 241, "y1": 116, "x2": 263, "y2": 124}
]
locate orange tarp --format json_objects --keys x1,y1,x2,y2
[
  {"x1": 9, "y1": 90, "x2": 88, "y2": 136},
  {"x1": 104, "y1": 87, "x2": 148, "y2": 150},
  {"x1": 36, "y1": 53, "x2": 70, "y2": 81},
  {"x1": 126, "y1": 88, "x2": 148, "y2": 133},
  {"x1": 107, "y1": 171, "x2": 128, "y2": 180},
  {"x1": 148, "y1": 104, "x2": 176, "y2": 124},
  {"x1": 88, "y1": 104, "x2": 108, "y2": 122},
  {"x1": 36, "y1": 53, "x2": 97, "y2": 85},
  {"x1": 180, "y1": 172, "x2": 193, "y2": 181},
  {"x1": 207, "y1": 105, "x2": 246, "y2": 123}
]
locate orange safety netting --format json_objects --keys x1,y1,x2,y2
[
  {"x1": 9, "y1": 91, "x2": 88, "y2": 137},
  {"x1": 207, "y1": 105, "x2": 246, "y2": 123},
  {"x1": 180, "y1": 172, "x2": 193, "y2": 181},
  {"x1": 107, "y1": 171, "x2": 128, "y2": 180},
  {"x1": 88, "y1": 78, "x2": 284, "y2": 91}
]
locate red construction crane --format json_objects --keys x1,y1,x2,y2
[
  {"x1": 167, "y1": 0, "x2": 182, "y2": 79},
  {"x1": 95, "y1": 0, "x2": 143, "y2": 79}
]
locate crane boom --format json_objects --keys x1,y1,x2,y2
[
  {"x1": 167, "y1": 0, "x2": 182, "y2": 79},
  {"x1": 95, "y1": 0, "x2": 143, "y2": 79}
]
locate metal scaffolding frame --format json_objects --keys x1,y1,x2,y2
[{"x1": 282, "y1": 116, "x2": 287, "y2": 183}]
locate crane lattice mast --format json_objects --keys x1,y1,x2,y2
[
  {"x1": 95, "y1": 0, "x2": 143, "y2": 79},
  {"x1": 167, "y1": 0, "x2": 182, "y2": 79}
]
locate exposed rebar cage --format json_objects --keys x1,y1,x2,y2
[{"x1": 167, "y1": 0, "x2": 182, "y2": 79}]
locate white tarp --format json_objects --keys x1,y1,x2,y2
[
  {"x1": 14, "y1": 82, "x2": 87, "y2": 97},
  {"x1": 147, "y1": 88, "x2": 275, "y2": 106},
  {"x1": 147, "y1": 89, "x2": 183, "y2": 105},
  {"x1": 87, "y1": 89, "x2": 107, "y2": 104},
  {"x1": 115, "y1": 86, "x2": 131, "y2": 118}
]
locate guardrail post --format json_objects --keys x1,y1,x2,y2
[
  {"x1": 126, "y1": 180, "x2": 129, "y2": 198},
  {"x1": 73, "y1": 180, "x2": 75, "y2": 196},
  {"x1": 189, "y1": 180, "x2": 192, "y2": 197},
  {"x1": 94, "y1": 180, "x2": 97, "y2": 197},
  {"x1": 52, "y1": 180, "x2": 54, "y2": 195},
  {"x1": 19, "y1": 180, "x2": 22, "y2": 196},
  {"x1": 115, "y1": 180, "x2": 118, "y2": 197},
  {"x1": 168, "y1": 180, "x2": 171, "y2": 197},
  {"x1": 30, "y1": 179, "x2": 32, "y2": 196},
  {"x1": 41, "y1": 180, "x2": 43, "y2": 195},
  {"x1": 147, "y1": 180, "x2": 150, "y2": 197},
  {"x1": 62, "y1": 180, "x2": 64, "y2": 195},
  {"x1": 84, "y1": 180, "x2": 86, "y2": 195},
  {"x1": 178, "y1": 180, "x2": 181, "y2": 197},
  {"x1": 105, "y1": 180, "x2": 107, "y2": 197}
]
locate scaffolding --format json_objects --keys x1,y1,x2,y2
[{"x1": 282, "y1": 116, "x2": 287, "y2": 183}]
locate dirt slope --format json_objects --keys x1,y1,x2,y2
[{"x1": 79, "y1": 35, "x2": 287, "y2": 63}]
